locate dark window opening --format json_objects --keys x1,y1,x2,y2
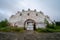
[
  {"x1": 27, "y1": 13, "x2": 29, "y2": 16},
  {"x1": 20, "y1": 13, "x2": 22, "y2": 16},
  {"x1": 36, "y1": 14, "x2": 38, "y2": 16}
]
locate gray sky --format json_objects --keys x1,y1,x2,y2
[{"x1": 0, "y1": 0, "x2": 60, "y2": 21}]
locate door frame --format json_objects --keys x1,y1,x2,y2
[{"x1": 24, "y1": 19, "x2": 36, "y2": 30}]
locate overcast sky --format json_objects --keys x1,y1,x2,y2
[{"x1": 0, "y1": 0, "x2": 60, "y2": 21}]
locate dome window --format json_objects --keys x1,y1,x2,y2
[
  {"x1": 20, "y1": 13, "x2": 22, "y2": 16},
  {"x1": 27, "y1": 13, "x2": 30, "y2": 16},
  {"x1": 36, "y1": 14, "x2": 38, "y2": 16}
]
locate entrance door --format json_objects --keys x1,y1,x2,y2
[
  {"x1": 27, "y1": 23, "x2": 33, "y2": 30},
  {"x1": 24, "y1": 19, "x2": 36, "y2": 30}
]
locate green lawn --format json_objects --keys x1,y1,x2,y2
[
  {"x1": 0, "y1": 27, "x2": 24, "y2": 32},
  {"x1": 36, "y1": 25, "x2": 60, "y2": 32},
  {"x1": 55, "y1": 26, "x2": 60, "y2": 29},
  {"x1": 54, "y1": 26, "x2": 60, "y2": 32}
]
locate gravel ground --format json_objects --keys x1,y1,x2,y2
[{"x1": 0, "y1": 31, "x2": 60, "y2": 40}]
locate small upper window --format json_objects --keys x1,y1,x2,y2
[
  {"x1": 40, "y1": 11, "x2": 43, "y2": 14},
  {"x1": 20, "y1": 13, "x2": 22, "y2": 16},
  {"x1": 10, "y1": 15, "x2": 14, "y2": 18},
  {"x1": 27, "y1": 13, "x2": 29, "y2": 16},
  {"x1": 36, "y1": 14, "x2": 38, "y2": 16}
]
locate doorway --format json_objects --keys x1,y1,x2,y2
[{"x1": 24, "y1": 19, "x2": 36, "y2": 30}]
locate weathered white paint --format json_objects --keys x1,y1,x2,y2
[
  {"x1": 8, "y1": 9, "x2": 52, "y2": 30},
  {"x1": 27, "y1": 23, "x2": 33, "y2": 30}
]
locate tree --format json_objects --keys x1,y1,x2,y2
[
  {"x1": 44, "y1": 18, "x2": 49, "y2": 27},
  {"x1": 0, "y1": 19, "x2": 8, "y2": 27},
  {"x1": 44, "y1": 18, "x2": 54, "y2": 29}
]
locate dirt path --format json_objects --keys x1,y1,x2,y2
[{"x1": 0, "y1": 31, "x2": 60, "y2": 40}]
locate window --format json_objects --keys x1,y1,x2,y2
[
  {"x1": 40, "y1": 11, "x2": 43, "y2": 14},
  {"x1": 36, "y1": 14, "x2": 38, "y2": 16},
  {"x1": 20, "y1": 13, "x2": 22, "y2": 16},
  {"x1": 11, "y1": 15, "x2": 14, "y2": 18},
  {"x1": 27, "y1": 13, "x2": 29, "y2": 16}
]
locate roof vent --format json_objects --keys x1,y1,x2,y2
[
  {"x1": 40, "y1": 11, "x2": 43, "y2": 14},
  {"x1": 34, "y1": 9, "x2": 36, "y2": 12},
  {"x1": 28, "y1": 9, "x2": 30, "y2": 11},
  {"x1": 22, "y1": 9, "x2": 25, "y2": 12}
]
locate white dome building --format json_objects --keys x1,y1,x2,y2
[{"x1": 8, "y1": 9, "x2": 52, "y2": 30}]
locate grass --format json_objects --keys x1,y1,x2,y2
[
  {"x1": 36, "y1": 25, "x2": 60, "y2": 32},
  {"x1": 54, "y1": 26, "x2": 60, "y2": 32},
  {"x1": 0, "y1": 27, "x2": 24, "y2": 32},
  {"x1": 0, "y1": 25, "x2": 60, "y2": 32}
]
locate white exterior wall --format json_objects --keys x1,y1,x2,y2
[
  {"x1": 36, "y1": 23, "x2": 47, "y2": 29},
  {"x1": 8, "y1": 9, "x2": 52, "y2": 29}
]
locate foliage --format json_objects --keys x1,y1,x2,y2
[
  {"x1": 0, "y1": 19, "x2": 24, "y2": 32},
  {"x1": 36, "y1": 25, "x2": 60, "y2": 32},
  {"x1": 46, "y1": 23, "x2": 55, "y2": 29},
  {"x1": 0, "y1": 27, "x2": 24, "y2": 32},
  {"x1": 36, "y1": 28, "x2": 54, "y2": 32},
  {"x1": 36, "y1": 19, "x2": 59, "y2": 32},
  {"x1": 44, "y1": 18, "x2": 55, "y2": 29},
  {"x1": 0, "y1": 19, "x2": 8, "y2": 27},
  {"x1": 56, "y1": 22, "x2": 60, "y2": 26},
  {"x1": 54, "y1": 26, "x2": 60, "y2": 32},
  {"x1": 9, "y1": 27, "x2": 24, "y2": 32}
]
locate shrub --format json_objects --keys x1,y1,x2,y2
[
  {"x1": 0, "y1": 19, "x2": 24, "y2": 32},
  {"x1": 44, "y1": 18, "x2": 56, "y2": 29},
  {"x1": 36, "y1": 28, "x2": 54, "y2": 32},
  {"x1": 10, "y1": 27, "x2": 24, "y2": 32},
  {"x1": 0, "y1": 19, "x2": 8, "y2": 27},
  {"x1": 46, "y1": 24, "x2": 55, "y2": 29},
  {"x1": 0, "y1": 27, "x2": 11, "y2": 32},
  {"x1": 0, "y1": 27, "x2": 24, "y2": 32}
]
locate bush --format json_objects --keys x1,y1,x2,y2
[
  {"x1": 0, "y1": 27, "x2": 11, "y2": 32},
  {"x1": 56, "y1": 22, "x2": 60, "y2": 26},
  {"x1": 36, "y1": 28, "x2": 54, "y2": 32},
  {"x1": 0, "y1": 27, "x2": 24, "y2": 32},
  {"x1": 46, "y1": 24, "x2": 55, "y2": 29},
  {"x1": 10, "y1": 27, "x2": 24, "y2": 32},
  {"x1": 0, "y1": 19, "x2": 24, "y2": 32},
  {"x1": 44, "y1": 18, "x2": 56, "y2": 29},
  {"x1": 0, "y1": 19, "x2": 8, "y2": 27}
]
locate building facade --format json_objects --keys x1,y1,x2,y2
[{"x1": 8, "y1": 9, "x2": 52, "y2": 30}]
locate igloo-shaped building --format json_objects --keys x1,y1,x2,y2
[{"x1": 8, "y1": 9, "x2": 52, "y2": 30}]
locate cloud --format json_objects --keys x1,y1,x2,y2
[
  {"x1": 0, "y1": 0, "x2": 60, "y2": 21},
  {"x1": 20, "y1": 0, "x2": 38, "y2": 9}
]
